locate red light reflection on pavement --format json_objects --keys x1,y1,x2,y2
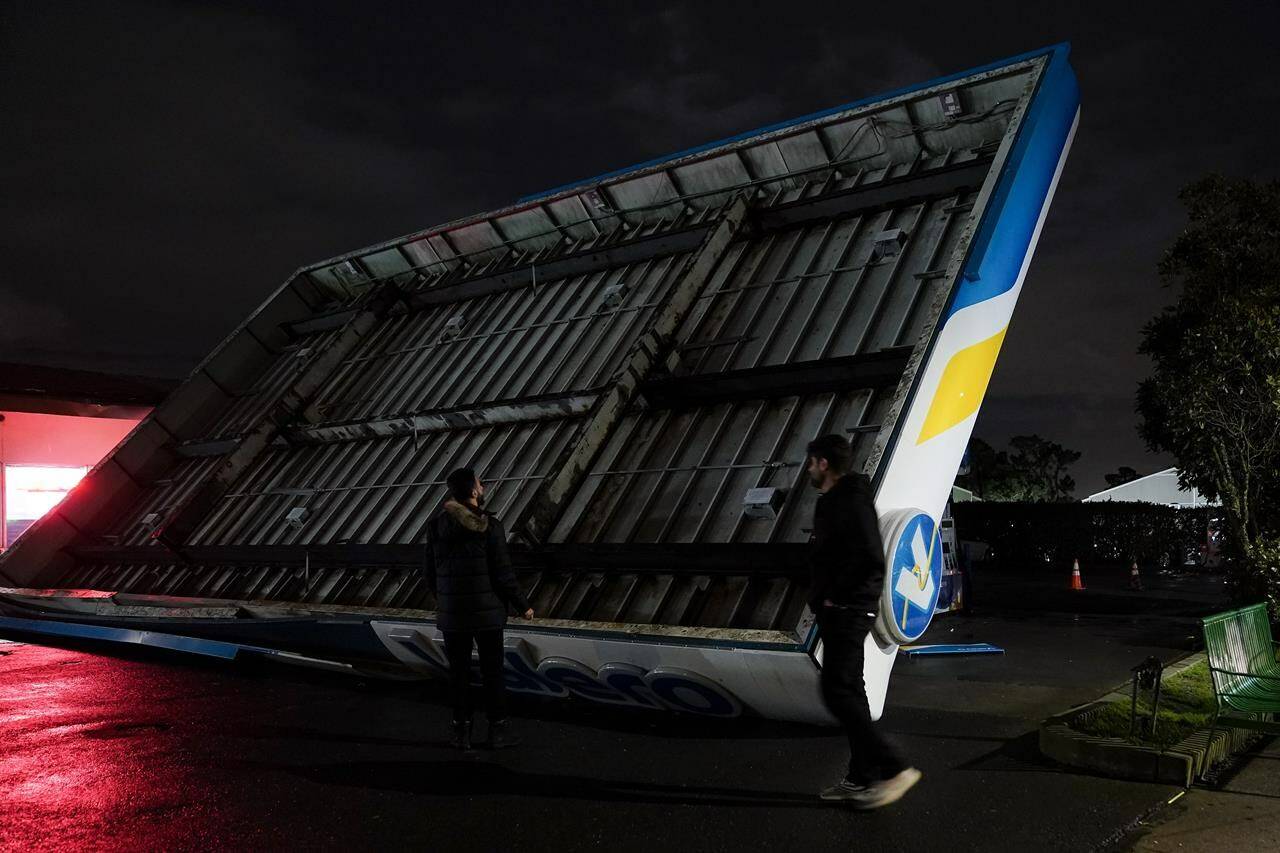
[{"x1": 0, "y1": 640, "x2": 195, "y2": 852}]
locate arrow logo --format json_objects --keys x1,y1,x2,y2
[{"x1": 896, "y1": 521, "x2": 937, "y2": 630}]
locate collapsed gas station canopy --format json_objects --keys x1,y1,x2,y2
[{"x1": 0, "y1": 45, "x2": 1079, "y2": 722}]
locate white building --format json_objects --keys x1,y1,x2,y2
[{"x1": 1082, "y1": 468, "x2": 1216, "y2": 508}]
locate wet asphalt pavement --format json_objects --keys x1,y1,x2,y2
[{"x1": 0, "y1": 570, "x2": 1242, "y2": 852}]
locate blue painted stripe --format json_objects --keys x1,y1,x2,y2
[
  {"x1": 518, "y1": 42, "x2": 1071, "y2": 203},
  {"x1": 0, "y1": 615, "x2": 245, "y2": 658},
  {"x1": 868, "y1": 43, "x2": 1077, "y2": 524},
  {"x1": 0, "y1": 608, "x2": 807, "y2": 657},
  {"x1": 948, "y1": 46, "x2": 1080, "y2": 316}
]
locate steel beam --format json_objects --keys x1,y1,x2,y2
[
  {"x1": 70, "y1": 543, "x2": 422, "y2": 568},
  {"x1": 403, "y1": 222, "x2": 712, "y2": 310},
  {"x1": 281, "y1": 391, "x2": 599, "y2": 446},
  {"x1": 754, "y1": 158, "x2": 989, "y2": 231},
  {"x1": 68, "y1": 540, "x2": 807, "y2": 576},
  {"x1": 639, "y1": 347, "x2": 911, "y2": 409},
  {"x1": 536, "y1": 542, "x2": 809, "y2": 574},
  {"x1": 279, "y1": 225, "x2": 709, "y2": 337}
]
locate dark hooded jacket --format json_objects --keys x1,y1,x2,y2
[
  {"x1": 425, "y1": 499, "x2": 531, "y2": 632},
  {"x1": 808, "y1": 473, "x2": 886, "y2": 614}
]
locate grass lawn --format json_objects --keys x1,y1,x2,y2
[{"x1": 1070, "y1": 660, "x2": 1217, "y2": 750}]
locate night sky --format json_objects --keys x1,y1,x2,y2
[{"x1": 3, "y1": 1, "x2": 1277, "y2": 494}]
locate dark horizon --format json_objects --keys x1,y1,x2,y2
[{"x1": 4, "y1": 1, "x2": 1278, "y2": 494}]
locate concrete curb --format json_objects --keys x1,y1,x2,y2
[{"x1": 1037, "y1": 653, "x2": 1262, "y2": 787}]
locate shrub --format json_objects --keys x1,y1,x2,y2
[
  {"x1": 951, "y1": 501, "x2": 1215, "y2": 572},
  {"x1": 1233, "y1": 539, "x2": 1280, "y2": 620}
]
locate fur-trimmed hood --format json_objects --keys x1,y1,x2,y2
[{"x1": 443, "y1": 498, "x2": 489, "y2": 533}]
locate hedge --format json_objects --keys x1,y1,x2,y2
[{"x1": 951, "y1": 501, "x2": 1216, "y2": 571}]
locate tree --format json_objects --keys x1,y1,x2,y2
[
  {"x1": 958, "y1": 437, "x2": 1007, "y2": 499},
  {"x1": 958, "y1": 434, "x2": 1081, "y2": 502},
  {"x1": 1137, "y1": 175, "x2": 1280, "y2": 612},
  {"x1": 1104, "y1": 466, "x2": 1141, "y2": 488},
  {"x1": 1006, "y1": 434, "x2": 1080, "y2": 502}
]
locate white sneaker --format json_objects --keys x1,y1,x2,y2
[
  {"x1": 819, "y1": 779, "x2": 872, "y2": 802},
  {"x1": 850, "y1": 767, "x2": 922, "y2": 810}
]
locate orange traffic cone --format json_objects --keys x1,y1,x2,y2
[
  {"x1": 1069, "y1": 558, "x2": 1086, "y2": 590},
  {"x1": 1129, "y1": 560, "x2": 1143, "y2": 591}
]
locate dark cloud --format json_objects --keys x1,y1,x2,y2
[{"x1": 2, "y1": 0, "x2": 1277, "y2": 493}]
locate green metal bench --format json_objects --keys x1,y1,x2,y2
[{"x1": 1202, "y1": 602, "x2": 1280, "y2": 735}]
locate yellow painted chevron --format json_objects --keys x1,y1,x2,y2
[{"x1": 916, "y1": 326, "x2": 1008, "y2": 444}]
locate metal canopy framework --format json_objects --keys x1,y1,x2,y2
[{"x1": 2, "y1": 48, "x2": 1072, "y2": 654}]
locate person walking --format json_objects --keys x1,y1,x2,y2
[
  {"x1": 426, "y1": 467, "x2": 534, "y2": 751},
  {"x1": 804, "y1": 434, "x2": 921, "y2": 808}
]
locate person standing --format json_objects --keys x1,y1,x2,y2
[
  {"x1": 426, "y1": 467, "x2": 534, "y2": 751},
  {"x1": 805, "y1": 434, "x2": 921, "y2": 808}
]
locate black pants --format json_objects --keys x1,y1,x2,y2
[
  {"x1": 819, "y1": 609, "x2": 906, "y2": 785},
  {"x1": 442, "y1": 629, "x2": 506, "y2": 724}
]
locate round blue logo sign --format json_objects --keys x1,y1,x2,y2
[{"x1": 887, "y1": 512, "x2": 943, "y2": 642}]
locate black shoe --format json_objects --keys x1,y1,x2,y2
[
  {"x1": 484, "y1": 719, "x2": 522, "y2": 750},
  {"x1": 450, "y1": 720, "x2": 472, "y2": 752}
]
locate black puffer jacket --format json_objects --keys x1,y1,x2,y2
[{"x1": 426, "y1": 500, "x2": 531, "y2": 632}]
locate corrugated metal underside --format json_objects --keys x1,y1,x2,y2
[
  {"x1": 57, "y1": 561, "x2": 804, "y2": 632},
  {"x1": 557, "y1": 194, "x2": 968, "y2": 546},
  {"x1": 29, "y1": 59, "x2": 1041, "y2": 636},
  {"x1": 55, "y1": 187, "x2": 970, "y2": 631}
]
